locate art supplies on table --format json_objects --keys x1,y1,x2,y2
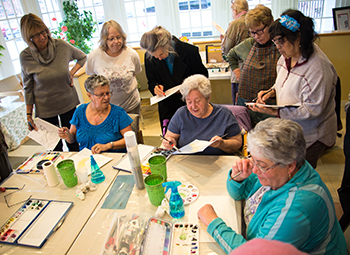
[
  {"x1": 142, "y1": 217, "x2": 199, "y2": 255},
  {"x1": 0, "y1": 198, "x2": 73, "y2": 248},
  {"x1": 15, "y1": 151, "x2": 61, "y2": 174},
  {"x1": 69, "y1": 148, "x2": 113, "y2": 175},
  {"x1": 166, "y1": 183, "x2": 199, "y2": 205},
  {"x1": 112, "y1": 144, "x2": 175, "y2": 175}
]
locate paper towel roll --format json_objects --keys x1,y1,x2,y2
[
  {"x1": 43, "y1": 161, "x2": 60, "y2": 187},
  {"x1": 124, "y1": 131, "x2": 145, "y2": 190}
]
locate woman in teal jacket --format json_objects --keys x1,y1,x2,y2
[{"x1": 198, "y1": 118, "x2": 347, "y2": 254}]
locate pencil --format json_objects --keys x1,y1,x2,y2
[
  {"x1": 229, "y1": 171, "x2": 242, "y2": 181},
  {"x1": 156, "y1": 84, "x2": 166, "y2": 96},
  {"x1": 160, "y1": 135, "x2": 181, "y2": 152}
]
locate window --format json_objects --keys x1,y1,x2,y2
[
  {"x1": 38, "y1": 0, "x2": 63, "y2": 31},
  {"x1": 124, "y1": 0, "x2": 157, "y2": 43},
  {"x1": 298, "y1": 0, "x2": 336, "y2": 33},
  {"x1": 76, "y1": 0, "x2": 105, "y2": 46},
  {"x1": 247, "y1": 0, "x2": 271, "y2": 10},
  {"x1": 178, "y1": 0, "x2": 212, "y2": 38},
  {"x1": 0, "y1": 0, "x2": 24, "y2": 74}
]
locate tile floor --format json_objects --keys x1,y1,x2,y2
[{"x1": 8, "y1": 93, "x2": 347, "y2": 220}]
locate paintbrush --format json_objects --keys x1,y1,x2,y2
[
  {"x1": 252, "y1": 88, "x2": 274, "y2": 102},
  {"x1": 160, "y1": 135, "x2": 181, "y2": 152},
  {"x1": 228, "y1": 171, "x2": 242, "y2": 181}
]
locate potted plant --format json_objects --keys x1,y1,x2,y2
[
  {"x1": 0, "y1": 44, "x2": 5, "y2": 64},
  {"x1": 51, "y1": 0, "x2": 97, "y2": 54}
]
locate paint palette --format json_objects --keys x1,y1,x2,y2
[
  {"x1": 0, "y1": 199, "x2": 73, "y2": 248},
  {"x1": 142, "y1": 217, "x2": 199, "y2": 255},
  {"x1": 166, "y1": 183, "x2": 199, "y2": 205},
  {"x1": 172, "y1": 223, "x2": 199, "y2": 255}
]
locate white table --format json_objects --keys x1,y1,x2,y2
[
  {"x1": 0, "y1": 152, "x2": 123, "y2": 255},
  {"x1": 68, "y1": 155, "x2": 242, "y2": 255}
]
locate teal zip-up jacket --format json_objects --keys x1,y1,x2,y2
[{"x1": 207, "y1": 161, "x2": 347, "y2": 254}]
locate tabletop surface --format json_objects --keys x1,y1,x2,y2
[{"x1": 0, "y1": 153, "x2": 241, "y2": 255}]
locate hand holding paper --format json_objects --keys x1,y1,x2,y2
[
  {"x1": 150, "y1": 85, "x2": 182, "y2": 105},
  {"x1": 28, "y1": 118, "x2": 60, "y2": 150}
]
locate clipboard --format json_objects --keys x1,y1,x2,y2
[{"x1": 0, "y1": 199, "x2": 73, "y2": 248}]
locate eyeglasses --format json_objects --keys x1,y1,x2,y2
[
  {"x1": 89, "y1": 91, "x2": 113, "y2": 98},
  {"x1": 107, "y1": 36, "x2": 123, "y2": 42},
  {"x1": 272, "y1": 36, "x2": 286, "y2": 47},
  {"x1": 247, "y1": 155, "x2": 280, "y2": 173},
  {"x1": 31, "y1": 30, "x2": 47, "y2": 40},
  {"x1": 249, "y1": 25, "x2": 267, "y2": 37}
]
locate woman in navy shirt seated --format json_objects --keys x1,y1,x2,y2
[
  {"x1": 163, "y1": 74, "x2": 242, "y2": 154},
  {"x1": 58, "y1": 74, "x2": 132, "y2": 153}
]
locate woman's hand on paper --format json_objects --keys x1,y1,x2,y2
[
  {"x1": 27, "y1": 116, "x2": 38, "y2": 131},
  {"x1": 154, "y1": 84, "x2": 165, "y2": 96},
  {"x1": 197, "y1": 204, "x2": 218, "y2": 227},
  {"x1": 162, "y1": 136, "x2": 177, "y2": 150},
  {"x1": 91, "y1": 143, "x2": 109, "y2": 154}
]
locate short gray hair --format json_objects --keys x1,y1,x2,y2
[
  {"x1": 84, "y1": 74, "x2": 110, "y2": 93},
  {"x1": 180, "y1": 74, "x2": 212, "y2": 101},
  {"x1": 247, "y1": 118, "x2": 306, "y2": 169},
  {"x1": 140, "y1": 26, "x2": 175, "y2": 57}
]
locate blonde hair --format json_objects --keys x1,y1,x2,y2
[
  {"x1": 140, "y1": 26, "x2": 175, "y2": 55},
  {"x1": 99, "y1": 20, "x2": 127, "y2": 52},
  {"x1": 20, "y1": 13, "x2": 52, "y2": 51},
  {"x1": 245, "y1": 4, "x2": 273, "y2": 29},
  {"x1": 231, "y1": 0, "x2": 248, "y2": 13}
]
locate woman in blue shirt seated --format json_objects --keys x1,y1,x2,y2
[
  {"x1": 58, "y1": 74, "x2": 132, "y2": 153},
  {"x1": 197, "y1": 118, "x2": 347, "y2": 254},
  {"x1": 162, "y1": 74, "x2": 242, "y2": 154}
]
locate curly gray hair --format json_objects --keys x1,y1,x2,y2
[
  {"x1": 84, "y1": 74, "x2": 110, "y2": 93},
  {"x1": 180, "y1": 74, "x2": 212, "y2": 101}
]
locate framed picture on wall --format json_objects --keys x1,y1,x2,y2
[{"x1": 333, "y1": 6, "x2": 350, "y2": 30}]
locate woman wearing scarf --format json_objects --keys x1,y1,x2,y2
[{"x1": 20, "y1": 13, "x2": 86, "y2": 151}]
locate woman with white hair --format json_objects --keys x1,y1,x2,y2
[
  {"x1": 162, "y1": 74, "x2": 242, "y2": 155},
  {"x1": 198, "y1": 118, "x2": 346, "y2": 254}
]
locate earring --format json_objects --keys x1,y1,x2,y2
[{"x1": 288, "y1": 173, "x2": 292, "y2": 180}]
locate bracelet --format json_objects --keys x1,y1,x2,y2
[
  {"x1": 27, "y1": 113, "x2": 32, "y2": 115},
  {"x1": 110, "y1": 141, "x2": 113, "y2": 149}
]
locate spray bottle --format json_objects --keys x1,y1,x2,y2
[{"x1": 162, "y1": 181, "x2": 185, "y2": 219}]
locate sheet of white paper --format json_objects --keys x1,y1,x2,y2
[
  {"x1": 173, "y1": 139, "x2": 214, "y2": 154},
  {"x1": 69, "y1": 148, "x2": 113, "y2": 175},
  {"x1": 212, "y1": 21, "x2": 225, "y2": 35},
  {"x1": 245, "y1": 102, "x2": 300, "y2": 109},
  {"x1": 113, "y1": 144, "x2": 155, "y2": 172},
  {"x1": 150, "y1": 85, "x2": 182, "y2": 105},
  {"x1": 188, "y1": 196, "x2": 240, "y2": 242},
  {"x1": 28, "y1": 118, "x2": 60, "y2": 150}
]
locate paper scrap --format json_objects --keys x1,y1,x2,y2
[
  {"x1": 28, "y1": 118, "x2": 60, "y2": 150},
  {"x1": 150, "y1": 85, "x2": 182, "y2": 105},
  {"x1": 188, "y1": 196, "x2": 240, "y2": 242},
  {"x1": 173, "y1": 139, "x2": 214, "y2": 154},
  {"x1": 69, "y1": 148, "x2": 113, "y2": 175}
]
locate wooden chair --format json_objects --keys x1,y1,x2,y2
[
  {"x1": 0, "y1": 74, "x2": 24, "y2": 102},
  {"x1": 128, "y1": 113, "x2": 144, "y2": 144}
]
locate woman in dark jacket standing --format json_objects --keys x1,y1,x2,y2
[{"x1": 140, "y1": 26, "x2": 208, "y2": 135}]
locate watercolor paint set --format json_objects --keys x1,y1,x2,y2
[
  {"x1": 15, "y1": 151, "x2": 61, "y2": 174},
  {"x1": 0, "y1": 199, "x2": 73, "y2": 248},
  {"x1": 142, "y1": 217, "x2": 199, "y2": 255}
]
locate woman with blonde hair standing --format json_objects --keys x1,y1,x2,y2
[
  {"x1": 86, "y1": 20, "x2": 142, "y2": 115},
  {"x1": 20, "y1": 13, "x2": 86, "y2": 151}
]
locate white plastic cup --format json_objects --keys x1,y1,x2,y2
[{"x1": 76, "y1": 167, "x2": 89, "y2": 184}]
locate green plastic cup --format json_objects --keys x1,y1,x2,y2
[
  {"x1": 57, "y1": 159, "x2": 78, "y2": 187},
  {"x1": 148, "y1": 155, "x2": 167, "y2": 181},
  {"x1": 144, "y1": 174, "x2": 165, "y2": 206}
]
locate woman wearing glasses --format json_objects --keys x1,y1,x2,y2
[
  {"x1": 249, "y1": 10, "x2": 337, "y2": 169},
  {"x1": 58, "y1": 75, "x2": 132, "y2": 154},
  {"x1": 227, "y1": 5, "x2": 280, "y2": 125},
  {"x1": 198, "y1": 118, "x2": 347, "y2": 255},
  {"x1": 86, "y1": 20, "x2": 142, "y2": 115},
  {"x1": 20, "y1": 13, "x2": 86, "y2": 151}
]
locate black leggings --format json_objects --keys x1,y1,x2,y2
[{"x1": 41, "y1": 107, "x2": 79, "y2": 151}]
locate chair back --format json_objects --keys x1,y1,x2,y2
[
  {"x1": 128, "y1": 113, "x2": 144, "y2": 144},
  {"x1": 222, "y1": 105, "x2": 252, "y2": 132}
]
